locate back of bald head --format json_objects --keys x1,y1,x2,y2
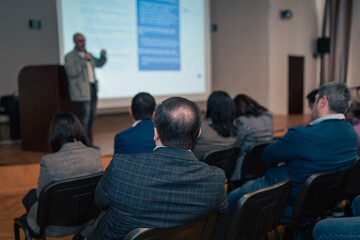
[{"x1": 154, "y1": 97, "x2": 202, "y2": 150}]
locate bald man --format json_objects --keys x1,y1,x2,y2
[{"x1": 90, "y1": 97, "x2": 228, "y2": 240}]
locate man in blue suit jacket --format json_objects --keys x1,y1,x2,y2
[
  {"x1": 114, "y1": 92, "x2": 156, "y2": 154},
  {"x1": 90, "y1": 97, "x2": 228, "y2": 240},
  {"x1": 228, "y1": 82, "x2": 357, "y2": 217}
]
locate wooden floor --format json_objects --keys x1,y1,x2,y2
[{"x1": 0, "y1": 113, "x2": 310, "y2": 240}]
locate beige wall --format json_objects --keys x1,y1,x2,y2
[
  {"x1": 210, "y1": 0, "x2": 269, "y2": 106},
  {"x1": 0, "y1": 0, "x2": 60, "y2": 97},
  {"x1": 268, "y1": 0, "x2": 319, "y2": 115},
  {"x1": 348, "y1": 0, "x2": 360, "y2": 88},
  {"x1": 211, "y1": 0, "x2": 320, "y2": 115}
]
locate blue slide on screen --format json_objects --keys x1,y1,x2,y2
[{"x1": 137, "y1": 0, "x2": 180, "y2": 71}]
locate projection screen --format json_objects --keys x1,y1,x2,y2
[{"x1": 57, "y1": 0, "x2": 211, "y2": 111}]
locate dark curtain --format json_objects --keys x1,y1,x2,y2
[{"x1": 320, "y1": 0, "x2": 352, "y2": 85}]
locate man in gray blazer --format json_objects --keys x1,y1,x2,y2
[{"x1": 64, "y1": 33, "x2": 107, "y2": 140}]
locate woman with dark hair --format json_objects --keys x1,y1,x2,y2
[
  {"x1": 231, "y1": 94, "x2": 274, "y2": 181},
  {"x1": 23, "y1": 112, "x2": 103, "y2": 237},
  {"x1": 346, "y1": 86, "x2": 360, "y2": 155},
  {"x1": 192, "y1": 91, "x2": 237, "y2": 159}
]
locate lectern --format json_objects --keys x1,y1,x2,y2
[{"x1": 18, "y1": 65, "x2": 78, "y2": 151}]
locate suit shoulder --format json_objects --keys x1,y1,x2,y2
[
  {"x1": 111, "y1": 152, "x2": 149, "y2": 167},
  {"x1": 116, "y1": 126, "x2": 137, "y2": 137},
  {"x1": 202, "y1": 162, "x2": 226, "y2": 178},
  {"x1": 40, "y1": 153, "x2": 53, "y2": 165},
  {"x1": 112, "y1": 152, "x2": 140, "y2": 161},
  {"x1": 84, "y1": 146, "x2": 101, "y2": 156}
]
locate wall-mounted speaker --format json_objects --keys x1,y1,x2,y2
[
  {"x1": 317, "y1": 37, "x2": 330, "y2": 54},
  {"x1": 280, "y1": 9, "x2": 293, "y2": 20},
  {"x1": 29, "y1": 19, "x2": 41, "y2": 30}
]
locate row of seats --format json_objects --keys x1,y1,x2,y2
[
  {"x1": 201, "y1": 143, "x2": 360, "y2": 239},
  {"x1": 201, "y1": 140, "x2": 275, "y2": 191},
  {"x1": 14, "y1": 155, "x2": 360, "y2": 240},
  {"x1": 13, "y1": 173, "x2": 291, "y2": 240}
]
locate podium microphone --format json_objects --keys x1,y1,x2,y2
[{"x1": 84, "y1": 49, "x2": 91, "y2": 61}]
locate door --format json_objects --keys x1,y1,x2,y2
[{"x1": 288, "y1": 56, "x2": 304, "y2": 114}]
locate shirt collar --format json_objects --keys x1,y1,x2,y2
[
  {"x1": 153, "y1": 146, "x2": 166, "y2": 151},
  {"x1": 310, "y1": 113, "x2": 345, "y2": 126},
  {"x1": 132, "y1": 120, "x2": 142, "y2": 127},
  {"x1": 153, "y1": 146, "x2": 192, "y2": 152}
]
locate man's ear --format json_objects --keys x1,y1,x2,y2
[
  {"x1": 319, "y1": 95, "x2": 328, "y2": 108},
  {"x1": 129, "y1": 107, "x2": 133, "y2": 117},
  {"x1": 197, "y1": 129, "x2": 201, "y2": 139},
  {"x1": 152, "y1": 111, "x2": 155, "y2": 119},
  {"x1": 154, "y1": 127, "x2": 159, "y2": 141}
]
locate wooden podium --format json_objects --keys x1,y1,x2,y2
[{"x1": 18, "y1": 65, "x2": 78, "y2": 152}]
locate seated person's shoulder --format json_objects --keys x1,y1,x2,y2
[
  {"x1": 198, "y1": 161, "x2": 226, "y2": 179},
  {"x1": 116, "y1": 126, "x2": 135, "y2": 137}
]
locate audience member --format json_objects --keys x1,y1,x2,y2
[
  {"x1": 114, "y1": 92, "x2": 156, "y2": 154},
  {"x1": 22, "y1": 112, "x2": 103, "y2": 236},
  {"x1": 313, "y1": 194, "x2": 360, "y2": 239},
  {"x1": 306, "y1": 88, "x2": 319, "y2": 110},
  {"x1": 227, "y1": 82, "x2": 357, "y2": 218},
  {"x1": 351, "y1": 86, "x2": 360, "y2": 100},
  {"x1": 89, "y1": 97, "x2": 228, "y2": 240},
  {"x1": 192, "y1": 91, "x2": 237, "y2": 159},
  {"x1": 230, "y1": 94, "x2": 274, "y2": 181},
  {"x1": 346, "y1": 86, "x2": 360, "y2": 155}
]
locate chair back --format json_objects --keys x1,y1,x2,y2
[
  {"x1": 201, "y1": 146, "x2": 240, "y2": 179},
  {"x1": 343, "y1": 157, "x2": 360, "y2": 195},
  {"x1": 292, "y1": 170, "x2": 347, "y2": 218},
  {"x1": 36, "y1": 172, "x2": 103, "y2": 234},
  {"x1": 124, "y1": 212, "x2": 218, "y2": 240},
  {"x1": 241, "y1": 140, "x2": 276, "y2": 182},
  {"x1": 225, "y1": 179, "x2": 292, "y2": 240}
]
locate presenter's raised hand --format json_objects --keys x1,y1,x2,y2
[{"x1": 101, "y1": 50, "x2": 107, "y2": 58}]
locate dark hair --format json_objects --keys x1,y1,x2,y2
[
  {"x1": 131, "y1": 92, "x2": 156, "y2": 120},
  {"x1": 154, "y1": 97, "x2": 202, "y2": 150},
  {"x1": 233, "y1": 94, "x2": 268, "y2": 117},
  {"x1": 306, "y1": 89, "x2": 319, "y2": 104},
  {"x1": 317, "y1": 82, "x2": 351, "y2": 114},
  {"x1": 73, "y1": 32, "x2": 84, "y2": 42},
  {"x1": 348, "y1": 100, "x2": 360, "y2": 120},
  {"x1": 206, "y1": 91, "x2": 237, "y2": 137},
  {"x1": 49, "y1": 112, "x2": 89, "y2": 152}
]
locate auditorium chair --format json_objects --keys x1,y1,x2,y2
[
  {"x1": 339, "y1": 157, "x2": 360, "y2": 215},
  {"x1": 212, "y1": 179, "x2": 292, "y2": 240},
  {"x1": 201, "y1": 146, "x2": 240, "y2": 179},
  {"x1": 124, "y1": 212, "x2": 218, "y2": 240},
  {"x1": 229, "y1": 140, "x2": 276, "y2": 191},
  {"x1": 241, "y1": 140, "x2": 276, "y2": 182},
  {"x1": 278, "y1": 170, "x2": 347, "y2": 240},
  {"x1": 14, "y1": 172, "x2": 103, "y2": 240},
  {"x1": 343, "y1": 157, "x2": 360, "y2": 197}
]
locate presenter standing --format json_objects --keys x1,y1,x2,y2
[{"x1": 64, "y1": 33, "x2": 107, "y2": 142}]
